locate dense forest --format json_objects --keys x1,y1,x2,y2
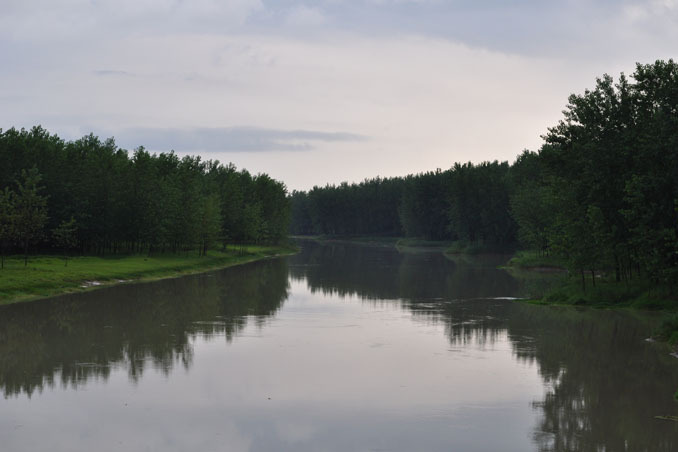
[
  {"x1": 290, "y1": 161, "x2": 515, "y2": 246},
  {"x1": 0, "y1": 128, "x2": 290, "y2": 264},
  {"x1": 290, "y1": 60, "x2": 678, "y2": 292}
]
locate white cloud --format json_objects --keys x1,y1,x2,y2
[
  {"x1": 2, "y1": 31, "x2": 590, "y2": 188},
  {"x1": 1, "y1": 0, "x2": 677, "y2": 189},
  {"x1": 365, "y1": 0, "x2": 442, "y2": 4},
  {"x1": 623, "y1": 0, "x2": 678, "y2": 21},
  {"x1": 0, "y1": 0, "x2": 265, "y2": 40},
  {"x1": 285, "y1": 6, "x2": 327, "y2": 27},
  {"x1": 91, "y1": 126, "x2": 366, "y2": 152}
]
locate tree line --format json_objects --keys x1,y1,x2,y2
[
  {"x1": 290, "y1": 161, "x2": 516, "y2": 248},
  {"x1": 0, "y1": 127, "x2": 290, "y2": 265},
  {"x1": 290, "y1": 60, "x2": 678, "y2": 292}
]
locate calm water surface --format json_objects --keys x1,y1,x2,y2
[{"x1": 1, "y1": 240, "x2": 678, "y2": 451}]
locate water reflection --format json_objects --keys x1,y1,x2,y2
[
  {"x1": 288, "y1": 240, "x2": 521, "y2": 301},
  {"x1": 508, "y1": 303, "x2": 678, "y2": 452},
  {"x1": 2, "y1": 240, "x2": 678, "y2": 451},
  {"x1": 0, "y1": 259, "x2": 289, "y2": 397},
  {"x1": 291, "y1": 241, "x2": 678, "y2": 451}
]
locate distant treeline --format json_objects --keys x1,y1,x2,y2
[
  {"x1": 0, "y1": 128, "x2": 290, "y2": 262},
  {"x1": 290, "y1": 60, "x2": 678, "y2": 290},
  {"x1": 290, "y1": 162, "x2": 514, "y2": 246}
]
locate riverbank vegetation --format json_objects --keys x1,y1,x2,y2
[
  {"x1": 290, "y1": 59, "x2": 678, "y2": 307},
  {"x1": 506, "y1": 250, "x2": 568, "y2": 271},
  {"x1": 0, "y1": 128, "x2": 293, "y2": 303},
  {"x1": 0, "y1": 127, "x2": 290, "y2": 265},
  {"x1": 0, "y1": 244, "x2": 293, "y2": 305}
]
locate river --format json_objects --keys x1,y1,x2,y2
[{"x1": 1, "y1": 240, "x2": 677, "y2": 451}]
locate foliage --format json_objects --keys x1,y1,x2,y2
[
  {"x1": 0, "y1": 128, "x2": 291, "y2": 261},
  {"x1": 0, "y1": 187, "x2": 15, "y2": 269},
  {"x1": 291, "y1": 162, "x2": 517, "y2": 250},
  {"x1": 521, "y1": 60, "x2": 678, "y2": 292},
  {"x1": 289, "y1": 59, "x2": 678, "y2": 299},
  {"x1": 290, "y1": 177, "x2": 404, "y2": 237},
  {"x1": 12, "y1": 167, "x2": 48, "y2": 266},
  {"x1": 507, "y1": 250, "x2": 568, "y2": 270},
  {"x1": 52, "y1": 217, "x2": 77, "y2": 266}
]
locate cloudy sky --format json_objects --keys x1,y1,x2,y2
[{"x1": 2, "y1": 0, "x2": 677, "y2": 190}]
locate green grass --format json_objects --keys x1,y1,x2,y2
[
  {"x1": 445, "y1": 240, "x2": 484, "y2": 255},
  {"x1": 505, "y1": 250, "x2": 567, "y2": 270},
  {"x1": 508, "y1": 253, "x2": 678, "y2": 343},
  {"x1": 525, "y1": 277, "x2": 677, "y2": 310},
  {"x1": 0, "y1": 244, "x2": 296, "y2": 305},
  {"x1": 335, "y1": 236, "x2": 400, "y2": 245},
  {"x1": 396, "y1": 238, "x2": 453, "y2": 249},
  {"x1": 306, "y1": 235, "x2": 512, "y2": 254},
  {"x1": 444, "y1": 240, "x2": 516, "y2": 255},
  {"x1": 305, "y1": 235, "x2": 401, "y2": 246},
  {"x1": 397, "y1": 237, "x2": 512, "y2": 253},
  {"x1": 656, "y1": 315, "x2": 678, "y2": 345}
]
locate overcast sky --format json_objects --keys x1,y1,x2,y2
[{"x1": 2, "y1": 0, "x2": 677, "y2": 190}]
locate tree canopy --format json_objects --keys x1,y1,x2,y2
[
  {"x1": 0, "y1": 128, "x2": 291, "y2": 259},
  {"x1": 290, "y1": 59, "x2": 678, "y2": 292}
]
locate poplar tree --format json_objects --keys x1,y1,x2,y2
[
  {"x1": 13, "y1": 167, "x2": 48, "y2": 266},
  {"x1": 0, "y1": 187, "x2": 15, "y2": 269},
  {"x1": 52, "y1": 217, "x2": 77, "y2": 266}
]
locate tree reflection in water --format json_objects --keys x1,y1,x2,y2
[
  {"x1": 509, "y1": 303, "x2": 678, "y2": 452},
  {"x1": 2, "y1": 240, "x2": 678, "y2": 451},
  {"x1": 0, "y1": 259, "x2": 289, "y2": 398},
  {"x1": 291, "y1": 241, "x2": 678, "y2": 451}
]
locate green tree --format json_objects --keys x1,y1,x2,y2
[
  {"x1": 52, "y1": 217, "x2": 78, "y2": 266},
  {"x1": 0, "y1": 187, "x2": 15, "y2": 269},
  {"x1": 13, "y1": 167, "x2": 48, "y2": 266},
  {"x1": 510, "y1": 182, "x2": 552, "y2": 254},
  {"x1": 198, "y1": 194, "x2": 222, "y2": 256}
]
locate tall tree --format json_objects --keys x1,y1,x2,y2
[
  {"x1": 13, "y1": 167, "x2": 48, "y2": 266},
  {"x1": 52, "y1": 217, "x2": 78, "y2": 266},
  {"x1": 0, "y1": 187, "x2": 15, "y2": 269},
  {"x1": 198, "y1": 194, "x2": 222, "y2": 256}
]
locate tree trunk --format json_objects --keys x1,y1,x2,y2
[{"x1": 591, "y1": 269, "x2": 596, "y2": 287}]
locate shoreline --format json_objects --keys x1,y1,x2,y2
[
  {"x1": 297, "y1": 237, "x2": 677, "y2": 313},
  {"x1": 293, "y1": 235, "x2": 509, "y2": 254},
  {"x1": 0, "y1": 245, "x2": 298, "y2": 306}
]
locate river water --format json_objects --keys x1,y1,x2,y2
[{"x1": 1, "y1": 240, "x2": 677, "y2": 451}]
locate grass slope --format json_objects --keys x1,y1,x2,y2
[
  {"x1": 0, "y1": 245, "x2": 296, "y2": 305},
  {"x1": 505, "y1": 250, "x2": 568, "y2": 270}
]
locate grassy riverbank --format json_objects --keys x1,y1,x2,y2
[
  {"x1": 507, "y1": 251, "x2": 676, "y2": 309},
  {"x1": 529, "y1": 282, "x2": 678, "y2": 345},
  {"x1": 293, "y1": 235, "x2": 400, "y2": 247},
  {"x1": 505, "y1": 250, "x2": 568, "y2": 271},
  {"x1": 297, "y1": 235, "x2": 504, "y2": 254},
  {"x1": 396, "y1": 238, "x2": 452, "y2": 250},
  {"x1": 506, "y1": 250, "x2": 678, "y2": 343},
  {"x1": 0, "y1": 245, "x2": 296, "y2": 305},
  {"x1": 523, "y1": 280, "x2": 675, "y2": 310}
]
